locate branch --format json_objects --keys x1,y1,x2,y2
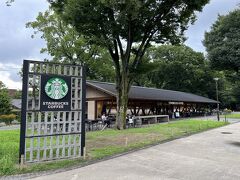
[
  {"x1": 131, "y1": 34, "x2": 149, "y2": 69},
  {"x1": 102, "y1": 34, "x2": 121, "y2": 83},
  {"x1": 113, "y1": 39, "x2": 119, "y2": 60},
  {"x1": 125, "y1": 21, "x2": 133, "y2": 66},
  {"x1": 116, "y1": 37, "x2": 124, "y2": 60},
  {"x1": 131, "y1": 0, "x2": 178, "y2": 71},
  {"x1": 56, "y1": 20, "x2": 75, "y2": 61},
  {"x1": 107, "y1": 8, "x2": 124, "y2": 64}
]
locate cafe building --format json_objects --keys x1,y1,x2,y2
[{"x1": 86, "y1": 81, "x2": 218, "y2": 120}]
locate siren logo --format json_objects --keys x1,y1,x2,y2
[
  {"x1": 40, "y1": 75, "x2": 71, "y2": 111},
  {"x1": 45, "y1": 78, "x2": 69, "y2": 100}
]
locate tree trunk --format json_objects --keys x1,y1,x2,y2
[{"x1": 116, "y1": 73, "x2": 129, "y2": 130}]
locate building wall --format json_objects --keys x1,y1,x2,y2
[
  {"x1": 87, "y1": 101, "x2": 95, "y2": 120},
  {"x1": 86, "y1": 86, "x2": 112, "y2": 119},
  {"x1": 86, "y1": 86, "x2": 110, "y2": 99}
]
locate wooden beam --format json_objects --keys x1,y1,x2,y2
[
  {"x1": 107, "y1": 100, "x2": 113, "y2": 115},
  {"x1": 136, "y1": 107, "x2": 141, "y2": 115}
]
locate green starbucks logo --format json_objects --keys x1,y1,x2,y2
[{"x1": 45, "y1": 78, "x2": 68, "y2": 100}]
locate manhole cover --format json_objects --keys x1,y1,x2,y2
[{"x1": 221, "y1": 132, "x2": 233, "y2": 134}]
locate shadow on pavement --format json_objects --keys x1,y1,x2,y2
[{"x1": 227, "y1": 141, "x2": 240, "y2": 147}]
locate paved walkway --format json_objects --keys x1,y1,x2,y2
[
  {"x1": 0, "y1": 124, "x2": 20, "y2": 131},
  {"x1": 31, "y1": 122, "x2": 240, "y2": 180}
]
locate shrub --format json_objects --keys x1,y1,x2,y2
[
  {"x1": 0, "y1": 114, "x2": 16, "y2": 125},
  {"x1": 223, "y1": 108, "x2": 232, "y2": 114}
]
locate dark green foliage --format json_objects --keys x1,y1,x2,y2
[
  {"x1": 27, "y1": 10, "x2": 115, "y2": 82},
  {"x1": 13, "y1": 90, "x2": 22, "y2": 99},
  {"x1": 47, "y1": 0, "x2": 210, "y2": 129},
  {"x1": 218, "y1": 72, "x2": 240, "y2": 109},
  {"x1": 0, "y1": 82, "x2": 11, "y2": 115},
  {"x1": 47, "y1": 0, "x2": 211, "y2": 82},
  {"x1": 204, "y1": 8, "x2": 240, "y2": 110},
  {"x1": 135, "y1": 45, "x2": 216, "y2": 98},
  {"x1": 50, "y1": 0, "x2": 209, "y2": 46},
  {"x1": 204, "y1": 9, "x2": 240, "y2": 72}
]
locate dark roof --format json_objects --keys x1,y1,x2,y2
[
  {"x1": 8, "y1": 89, "x2": 17, "y2": 98},
  {"x1": 87, "y1": 81, "x2": 218, "y2": 104},
  {"x1": 11, "y1": 99, "x2": 21, "y2": 109}
]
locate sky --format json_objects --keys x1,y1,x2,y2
[{"x1": 0, "y1": 0, "x2": 239, "y2": 89}]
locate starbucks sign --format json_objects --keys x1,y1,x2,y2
[
  {"x1": 20, "y1": 60, "x2": 86, "y2": 165},
  {"x1": 45, "y1": 78, "x2": 69, "y2": 100},
  {"x1": 40, "y1": 75, "x2": 71, "y2": 111}
]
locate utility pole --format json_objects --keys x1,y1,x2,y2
[{"x1": 214, "y1": 78, "x2": 220, "y2": 121}]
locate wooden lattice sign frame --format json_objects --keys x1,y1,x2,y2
[{"x1": 19, "y1": 60, "x2": 86, "y2": 164}]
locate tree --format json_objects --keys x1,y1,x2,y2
[
  {"x1": 5, "y1": 0, "x2": 14, "y2": 6},
  {"x1": 204, "y1": 8, "x2": 240, "y2": 72},
  {"x1": 217, "y1": 71, "x2": 240, "y2": 110},
  {"x1": 27, "y1": 10, "x2": 115, "y2": 82},
  {"x1": 204, "y1": 8, "x2": 240, "y2": 110},
  {"x1": 0, "y1": 81, "x2": 11, "y2": 115},
  {"x1": 135, "y1": 45, "x2": 216, "y2": 98},
  {"x1": 49, "y1": 0, "x2": 209, "y2": 129},
  {"x1": 13, "y1": 90, "x2": 22, "y2": 99}
]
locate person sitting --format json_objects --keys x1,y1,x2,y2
[
  {"x1": 175, "y1": 111, "x2": 180, "y2": 118},
  {"x1": 101, "y1": 113, "x2": 110, "y2": 127},
  {"x1": 128, "y1": 115, "x2": 134, "y2": 127},
  {"x1": 101, "y1": 113, "x2": 107, "y2": 122}
]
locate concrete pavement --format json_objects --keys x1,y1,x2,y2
[
  {"x1": 0, "y1": 124, "x2": 20, "y2": 131},
  {"x1": 30, "y1": 122, "x2": 240, "y2": 180}
]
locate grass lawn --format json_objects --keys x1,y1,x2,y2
[
  {"x1": 0, "y1": 119, "x2": 228, "y2": 176},
  {"x1": 221, "y1": 113, "x2": 240, "y2": 119}
]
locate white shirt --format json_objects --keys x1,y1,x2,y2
[{"x1": 101, "y1": 115, "x2": 107, "y2": 121}]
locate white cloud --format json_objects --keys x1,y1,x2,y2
[
  {"x1": 185, "y1": 0, "x2": 239, "y2": 52},
  {"x1": 0, "y1": 1, "x2": 49, "y2": 89},
  {"x1": 0, "y1": 63, "x2": 22, "y2": 89},
  {"x1": 0, "y1": 71, "x2": 22, "y2": 89},
  {"x1": 0, "y1": 0, "x2": 49, "y2": 64},
  {"x1": 0, "y1": 63, "x2": 21, "y2": 69}
]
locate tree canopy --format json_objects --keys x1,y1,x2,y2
[
  {"x1": 27, "y1": 10, "x2": 115, "y2": 82},
  {"x1": 204, "y1": 8, "x2": 240, "y2": 109},
  {"x1": 204, "y1": 8, "x2": 240, "y2": 72},
  {"x1": 135, "y1": 45, "x2": 216, "y2": 97},
  {"x1": 48, "y1": 0, "x2": 209, "y2": 129},
  {"x1": 5, "y1": 0, "x2": 14, "y2": 6}
]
